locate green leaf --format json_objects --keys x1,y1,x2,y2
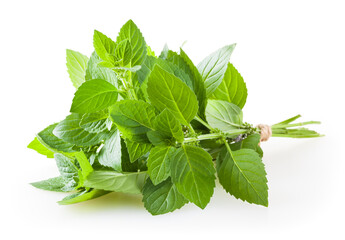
[
  {"x1": 147, "y1": 146, "x2": 175, "y2": 185},
  {"x1": 231, "y1": 133, "x2": 263, "y2": 158},
  {"x1": 74, "y1": 151, "x2": 93, "y2": 179},
  {"x1": 142, "y1": 178, "x2": 187, "y2": 215},
  {"x1": 110, "y1": 100, "x2": 156, "y2": 143},
  {"x1": 98, "y1": 129, "x2": 122, "y2": 171},
  {"x1": 58, "y1": 189, "x2": 109, "y2": 205},
  {"x1": 70, "y1": 79, "x2": 118, "y2": 113},
  {"x1": 135, "y1": 56, "x2": 193, "y2": 90},
  {"x1": 120, "y1": 138, "x2": 146, "y2": 172},
  {"x1": 55, "y1": 153, "x2": 79, "y2": 179},
  {"x1": 116, "y1": 19, "x2": 147, "y2": 67},
  {"x1": 66, "y1": 49, "x2": 89, "y2": 89},
  {"x1": 85, "y1": 51, "x2": 117, "y2": 86},
  {"x1": 170, "y1": 145, "x2": 216, "y2": 209},
  {"x1": 134, "y1": 56, "x2": 157, "y2": 85},
  {"x1": 217, "y1": 145, "x2": 268, "y2": 206},
  {"x1": 179, "y1": 49, "x2": 207, "y2": 117},
  {"x1": 37, "y1": 123, "x2": 75, "y2": 153},
  {"x1": 31, "y1": 176, "x2": 68, "y2": 192},
  {"x1": 115, "y1": 39, "x2": 132, "y2": 66},
  {"x1": 54, "y1": 153, "x2": 79, "y2": 191},
  {"x1": 27, "y1": 137, "x2": 54, "y2": 158},
  {"x1": 147, "y1": 65, "x2": 198, "y2": 126},
  {"x1": 210, "y1": 63, "x2": 247, "y2": 109},
  {"x1": 147, "y1": 45, "x2": 156, "y2": 57},
  {"x1": 84, "y1": 171, "x2": 147, "y2": 194},
  {"x1": 93, "y1": 30, "x2": 116, "y2": 63},
  {"x1": 153, "y1": 109, "x2": 184, "y2": 143},
  {"x1": 53, "y1": 113, "x2": 109, "y2": 146},
  {"x1": 79, "y1": 110, "x2": 112, "y2": 134},
  {"x1": 80, "y1": 111, "x2": 112, "y2": 133},
  {"x1": 206, "y1": 100, "x2": 243, "y2": 131},
  {"x1": 159, "y1": 44, "x2": 169, "y2": 59},
  {"x1": 197, "y1": 44, "x2": 236, "y2": 97},
  {"x1": 125, "y1": 139, "x2": 152, "y2": 163}
]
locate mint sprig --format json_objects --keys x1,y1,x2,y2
[{"x1": 28, "y1": 19, "x2": 323, "y2": 215}]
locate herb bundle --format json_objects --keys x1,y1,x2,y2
[{"x1": 28, "y1": 20, "x2": 322, "y2": 215}]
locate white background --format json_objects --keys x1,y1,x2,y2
[{"x1": 1, "y1": 0, "x2": 344, "y2": 239}]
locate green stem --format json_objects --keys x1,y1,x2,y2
[
  {"x1": 183, "y1": 129, "x2": 250, "y2": 143},
  {"x1": 183, "y1": 133, "x2": 221, "y2": 143},
  {"x1": 194, "y1": 115, "x2": 213, "y2": 130},
  {"x1": 272, "y1": 121, "x2": 321, "y2": 129},
  {"x1": 272, "y1": 133, "x2": 324, "y2": 138},
  {"x1": 187, "y1": 123, "x2": 196, "y2": 135}
]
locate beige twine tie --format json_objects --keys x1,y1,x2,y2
[{"x1": 256, "y1": 124, "x2": 272, "y2": 143}]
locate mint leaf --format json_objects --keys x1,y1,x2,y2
[
  {"x1": 31, "y1": 176, "x2": 68, "y2": 192},
  {"x1": 147, "y1": 65, "x2": 198, "y2": 126},
  {"x1": 115, "y1": 39, "x2": 132, "y2": 66},
  {"x1": 147, "y1": 45, "x2": 156, "y2": 57},
  {"x1": 110, "y1": 100, "x2": 156, "y2": 143},
  {"x1": 85, "y1": 51, "x2": 118, "y2": 86},
  {"x1": 74, "y1": 151, "x2": 93, "y2": 179},
  {"x1": 134, "y1": 55, "x2": 157, "y2": 85},
  {"x1": 27, "y1": 137, "x2": 54, "y2": 158},
  {"x1": 217, "y1": 145, "x2": 268, "y2": 206},
  {"x1": 93, "y1": 30, "x2": 116, "y2": 64},
  {"x1": 66, "y1": 49, "x2": 89, "y2": 89},
  {"x1": 170, "y1": 145, "x2": 216, "y2": 209},
  {"x1": 120, "y1": 138, "x2": 147, "y2": 172},
  {"x1": 37, "y1": 123, "x2": 75, "y2": 153},
  {"x1": 125, "y1": 139, "x2": 152, "y2": 163},
  {"x1": 80, "y1": 110, "x2": 112, "y2": 133},
  {"x1": 84, "y1": 171, "x2": 147, "y2": 194},
  {"x1": 98, "y1": 129, "x2": 122, "y2": 171},
  {"x1": 70, "y1": 79, "x2": 118, "y2": 113},
  {"x1": 210, "y1": 63, "x2": 247, "y2": 109},
  {"x1": 154, "y1": 109, "x2": 184, "y2": 143},
  {"x1": 147, "y1": 146, "x2": 175, "y2": 185},
  {"x1": 55, "y1": 153, "x2": 79, "y2": 179},
  {"x1": 197, "y1": 44, "x2": 236, "y2": 97},
  {"x1": 54, "y1": 153, "x2": 79, "y2": 191},
  {"x1": 58, "y1": 189, "x2": 109, "y2": 205},
  {"x1": 147, "y1": 109, "x2": 184, "y2": 146},
  {"x1": 179, "y1": 49, "x2": 207, "y2": 117},
  {"x1": 231, "y1": 133, "x2": 263, "y2": 157},
  {"x1": 116, "y1": 20, "x2": 147, "y2": 67},
  {"x1": 142, "y1": 178, "x2": 188, "y2": 215},
  {"x1": 206, "y1": 99, "x2": 243, "y2": 131},
  {"x1": 53, "y1": 113, "x2": 109, "y2": 146}
]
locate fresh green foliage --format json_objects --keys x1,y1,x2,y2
[
  {"x1": 98, "y1": 129, "x2": 122, "y2": 171},
  {"x1": 142, "y1": 178, "x2": 188, "y2": 215},
  {"x1": 147, "y1": 146, "x2": 175, "y2": 185},
  {"x1": 110, "y1": 100, "x2": 156, "y2": 142},
  {"x1": 170, "y1": 145, "x2": 216, "y2": 209},
  {"x1": 210, "y1": 63, "x2": 247, "y2": 109},
  {"x1": 80, "y1": 110, "x2": 112, "y2": 133},
  {"x1": 197, "y1": 44, "x2": 236, "y2": 97},
  {"x1": 27, "y1": 137, "x2": 54, "y2": 158},
  {"x1": 66, "y1": 49, "x2": 89, "y2": 89},
  {"x1": 84, "y1": 171, "x2": 147, "y2": 194},
  {"x1": 217, "y1": 145, "x2": 268, "y2": 206},
  {"x1": 206, "y1": 100, "x2": 243, "y2": 131},
  {"x1": 53, "y1": 113, "x2": 110, "y2": 146},
  {"x1": 70, "y1": 79, "x2": 118, "y2": 113},
  {"x1": 147, "y1": 65, "x2": 198, "y2": 126},
  {"x1": 28, "y1": 19, "x2": 322, "y2": 215}
]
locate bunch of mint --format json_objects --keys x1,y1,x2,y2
[{"x1": 28, "y1": 20, "x2": 322, "y2": 215}]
